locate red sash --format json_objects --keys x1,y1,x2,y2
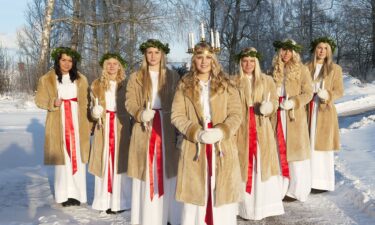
[
  {"x1": 107, "y1": 110, "x2": 116, "y2": 193},
  {"x1": 246, "y1": 107, "x2": 257, "y2": 194},
  {"x1": 276, "y1": 97, "x2": 290, "y2": 178},
  {"x1": 205, "y1": 122, "x2": 214, "y2": 225},
  {"x1": 148, "y1": 109, "x2": 164, "y2": 201},
  {"x1": 62, "y1": 98, "x2": 78, "y2": 175}
]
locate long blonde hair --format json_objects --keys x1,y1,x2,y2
[
  {"x1": 312, "y1": 42, "x2": 334, "y2": 79},
  {"x1": 239, "y1": 47, "x2": 263, "y2": 103},
  {"x1": 100, "y1": 58, "x2": 125, "y2": 90},
  {"x1": 138, "y1": 50, "x2": 167, "y2": 104}
]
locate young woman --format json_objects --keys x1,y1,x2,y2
[
  {"x1": 35, "y1": 47, "x2": 90, "y2": 207},
  {"x1": 171, "y1": 41, "x2": 242, "y2": 225},
  {"x1": 125, "y1": 39, "x2": 181, "y2": 225},
  {"x1": 306, "y1": 37, "x2": 344, "y2": 192},
  {"x1": 272, "y1": 39, "x2": 313, "y2": 202},
  {"x1": 89, "y1": 53, "x2": 132, "y2": 213},
  {"x1": 233, "y1": 47, "x2": 285, "y2": 220}
]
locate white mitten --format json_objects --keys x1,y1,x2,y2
[
  {"x1": 198, "y1": 128, "x2": 223, "y2": 144},
  {"x1": 317, "y1": 89, "x2": 329, "y2": 101},
  {"x1": 141, "y1": 109, "x2": 155, "y2": 122},
  {"x1": 280, "y1": 99, "x2": 295, "y2": 110},
  {"x1": 92, "y1": 105, "x2": 104, "y2": 119},
  {"x1": 259, "y1": 101, "x2": 274, "y2": 116}
]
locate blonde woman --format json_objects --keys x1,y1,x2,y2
[
  {"x1": 306, "y1": 37, "x2": 343, "y2": 192},
  {"x1": 89, "y1": 53, "x2": 132, "y2": 213},
  {"x1": 35, "y1": 47, "x2": 90, "y2": 207},
  {"x1": 125, "y1": 39, "x2": 181, "y2": 225},
  {"x1": 233, "y1": 47, "x2": 284, "y2": 220},
  {"x1": 272, "y1": 39, "x2": 313, "y2": 202},
  {"x1": 171, "y1": 42, "x2": 242, "y2": 225}
]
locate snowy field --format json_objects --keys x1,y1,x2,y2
[{"x1": 0, "y1": 73, "x2": 374, "y2": 225}]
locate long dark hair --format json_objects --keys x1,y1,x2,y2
[{"x1": 53, "y1": 48, "x2": 80, "y2": 83}]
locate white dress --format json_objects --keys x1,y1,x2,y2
[
  {"x1": 310, "y1": 64, "x2": 335, "y2": 191},
  {"x1": 54, "y1": 74, "x2": 87, "y2": 204},
  {"x1": 180, "y1": 80, "x2": 237, "y2": 225},
  {"x1": 131, "y1": 71, "x2": 182, "y2": 225},
  {"x1": 92, "y1": 80, "x2": 132, "y2": 211},
  {"x1": 279, "y1": 78, "x2": 311, "y2": 202},
  {"x1": 238, "y1": 76, "x2": 285, "y2": 220}
]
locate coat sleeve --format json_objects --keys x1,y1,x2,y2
[
  {"x1": 171, "y1": 84, "x2": 202, "y2": 143},
  {"x1": 290, "y1": 65, "x2": 313, "y2": 109},
  {"x1": 327, "y1": 65, "x2": 344, "y2": 103},
  {"x1": 34, "y1": 76, "x2": 59, "y2": 112},
  {"x1": 214, "y1": 85, "x2": 242, "y2": 139},
  {"x1": 265, "y1": 75, "x2": 279, "y2": 116},
  {"x1": 125, "y1": 73, "x2": 144, "y2": 123}
]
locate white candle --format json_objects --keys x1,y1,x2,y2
[
  {"x1": 210, "y1": 29, "x2": 214, "y2": 47},
  {"x1": 200, "y1": 22, "x2": 205, "y2": 40},
  {"x1": 188, "y1": 33, "x2": 191, "y2": 49},
  {"x1": 191, "y1": 32, "x2": 195, "y2": 47},
  {"x1": 322, "y1": 80, "x2": 325, "y2": 90},
  {"x1": 215, "y1": 31, "x2": 220, "y2": 48}
]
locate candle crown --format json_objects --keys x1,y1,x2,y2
[{"x1": 187, "y1": 25, "x2": 221, "y2": 54}]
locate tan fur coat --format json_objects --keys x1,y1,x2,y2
[
  {"x1": 171, "y1": 73, "x2": 242, "y2": 207},
  {"x1": 34, "y1": 70, "x2": 91, "y2": 165}
]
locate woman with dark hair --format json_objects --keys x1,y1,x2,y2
[
  {"x1": 89, "y1": 53, "x2": 132, "y2": 214},
  {"x1": 125, "y1": 39, "x2": 181, "y2": 225},
  {"x1": 271, "y1": 39, "x2": 313, "y2": 202},
  {"x1": 306, "y1": 37, "x2": 343, "y2": 192},
  {"x1": 35, "y1": 47, "x2": 91, "y2": 207},
  {"x1": 171, "y1": 41, "x2": 242, "y2": 225},
  {"x1": 233, "y1": 47, "x2": 284, "y2": 220}
]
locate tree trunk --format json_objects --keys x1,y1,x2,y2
[
  {"x1": 372, "y1": 0, "x2": 375, "y2": 68},
  {"x1": 38, "y1": 0, "x2": 55, "y2": 76},
  {"x1": 71, "y1": 0, "x2": 81, "y2": 50}
]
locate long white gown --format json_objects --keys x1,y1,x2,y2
[
  {"x1": 54, "y1": 74, "x2": 87, "y2": 204},
  {"x1": 310, "y1": 64, "x2": 335, "y2": 191},
  {"x1": 131, "y1": 71, "x2": 182, "y2": 225},
  {"x1": 92, "y1": 81, "x2": 132, "y2": 211},
  {"x1": 180, "y1": 80, "x2": 237, "y2": 225}
]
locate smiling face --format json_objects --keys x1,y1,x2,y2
[
  {"x1": 280, "y1": 48, "x2": 293, "y2": 63},
  {"x1": 59, "y1": 54, "x2": 73, "y2": 74},
  {"x1": 194, "y1": 53, "x2": 213, "y2": 75},
  {"x1": 105, "y1": 58, "x2": 120, "y2": 77},
  {"x1": 241, "y1": 56, "x2": 256, "y2": 75}
]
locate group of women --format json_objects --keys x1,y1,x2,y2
[{"x1": 35, "y1": 36, "x2": 343, "y2": 225}]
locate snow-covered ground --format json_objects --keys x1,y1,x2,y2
[{"x1": 0, "y1": 73, "x2": 374, "y2": 224}]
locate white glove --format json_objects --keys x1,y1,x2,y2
[
  {"x1": 141, "y1": 109, "x2": 155, "y2": 122},
  {"x1": 280, "y1": 99, "x2": 294, "y2": 110},
  {"x1": 92, "y1": 105, "x2": 104, "y2": 119},
  {"x1": 317, "y1": 89, "x2": 329, "y2": 101},
  {"x1": 198, "y1": 128, "x2": 223, "y2": 144},
  {"x1": 260, "y1": 101, "x2": 274, "y2": 116}
]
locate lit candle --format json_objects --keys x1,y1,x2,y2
[
  {"x1": 215, "y1": 31, "x2": 220, "y2": 48},
  {"x1": 210, "y1": 29, "x2": 214, "y2": 47},
  {"x1": 200, "y1": 22, "x2": 205, "y2": 40}
]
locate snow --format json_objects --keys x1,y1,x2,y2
[{"x1": 0, "y1": 73, "x2": 374, "y2": 224}]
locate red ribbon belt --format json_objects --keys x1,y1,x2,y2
[
  {"x1": 276, "y1": 97, "x2": 290, "y2": 178},
  {"x1": 246, "y1": 107, "x2": 257, "y2": 194},
  {"x1": 148, "y1": 109, "x2": 164, "y2": 201},
  {"x1": 62, "y1": 98, "x2": 78, "y2": 175},
  {"x1": 107, "y1": 110, "x2": 116, "y2": 193},
  {"x1": 205, "y1": 122, "x2": 214, "y2": 225},
  {"x1": 308, "y1": 93, "x2": 317, "y2": 130}
]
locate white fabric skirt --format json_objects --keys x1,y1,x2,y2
[
  {"x1": 92, "y1": 112, "x2": 132, "y2": 211},
  {"x1": 310, "y1": 95, "x2": 335, "y2": 191},
  {"x1": 238, "y1": 145, "x2": 284, "y2": 220},
  {"x1": 181, "y1": 145, "x2": 237, "y2": 225},
  {"x1": 54, "y1": 101, "x2": 87, "y2": 204}
]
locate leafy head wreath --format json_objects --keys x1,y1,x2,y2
[
  {"x1": 139, "y1": 39, "x2": 170, "y2": 54},
  {"x1": 273, "y1": 39, "x2": 303, "y2": 53},
  {"x1": 51, "y1": 47, "x2": 82, "y2": 62},
  {"x1": 99, "y1": 52, "x2": 127, "y2": 68},
  {"x1": 310, "y1": 36, "x2": 336, "y2": 53},
  {"x1": 235, "y1": 47, "x2": 262, "y2": 62}
]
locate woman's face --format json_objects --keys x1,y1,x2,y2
[
  {"x1": 59, "y1": 54, "x2": 73, "y2": 74},
  {"x1": 194, "y1": 53, "x2": 212, "y2": 74},
  {"x1": 146, "y1": 47, "x2": 162, "y2": 67},
  {"x1": 280, "y1": 48, "x2": 293, "y2": 63},
  {"x1": 241, "y1": 56, "x2": 256, "y2": 75},
  {"x1": 105, "y1": 58, "x2": 120, "y2": 76},
  {"x1": 316, "y1": 42, "x2": 328, "y2": 61}
]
